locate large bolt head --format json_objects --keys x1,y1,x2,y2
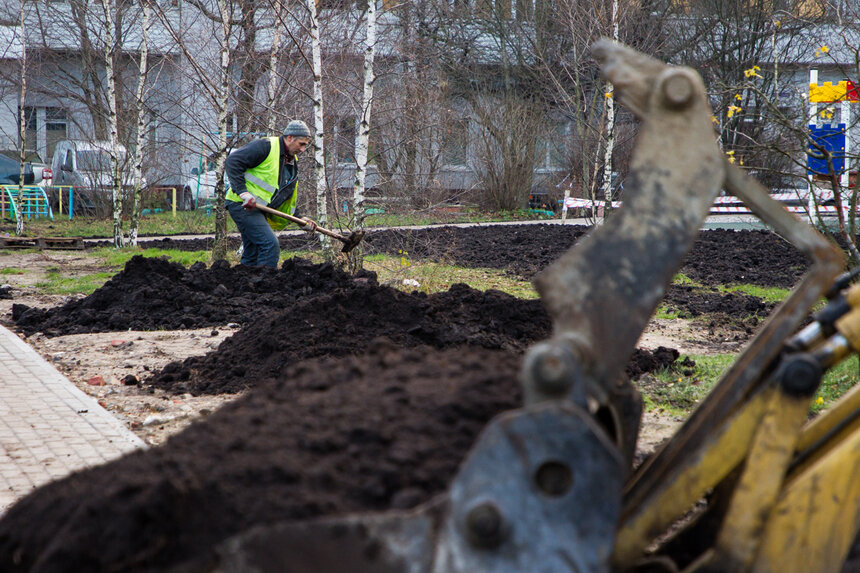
[
  {"x1": 660, "y1": 71, "x2": 694, "y2": 109},
  {"x1": 464, "y1": 501, "x2": 507, "y2": 549},
  {"x1": 522, "y1": 341, "x2": 581, "y2": 398}
]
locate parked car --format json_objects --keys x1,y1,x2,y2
[
  {"x1": 159, "y1": 152, "x2": 231, "y2": 211},
  {"x1": 50, "y1": 140, "x2": 133, "y2": 189},
  {"x1": 0, "y1": 154, "x2": 46, "y2": 186},
  {"x1": 49, "y1": 140, "x2": 144, "y2": 215}
]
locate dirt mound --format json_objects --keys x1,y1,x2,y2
[
  {"x1": 148, "y1": 281, "x2": 552, "y2": 394},
  {"x1": 147, "y1": 277, "x2": 695, "y2": 396},
  {"x1": 664, "y1": 285, "x2": 773, "y2": 318},
  {"x1": 0, "y1": 340, "x2": 689, "y2": 573},
  {"x1": 363, "y1": 223, "x2": 591, "y2": 279},
  {"x1": 92, "y1": 233, "x2": 318, "y2": 253},
  {"x1": 111, "y1": 225, "x2": 810, "y2": 288},
  {"x1": 680, "y1": 229, "x2": 809, "y2": 288},
  {"x1": 12, "y1": 256, "x2": 375, "y2": 337}
]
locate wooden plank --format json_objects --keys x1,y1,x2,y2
[{"x1": 0, "y1": 236, "x2": 84, "y2": 250}]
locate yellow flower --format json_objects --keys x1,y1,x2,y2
[
  {"x1": 816, "y1": 396, "x2": 824, "y2": 405},
  {"x1": 734, "y1": 94, "x2": 742, "y2": 101},
  {"x1": 726, "y1": 150, "x2": 736, "y2": 164},
  {"x1": 727, "y1": 105, "x2": 742, "y2": 118},
  {"x1": 815, "y1": 45, "x2": 830, "y2": 58},
  {"x1": 711, "y1": 115, "x2": 719, "y2": 124},
  {"x1": 744, "y1": 66, "x2": 761, "y2": 78},
  {"x1": 605, "y1": 91, "x2": 613, "y2": 98},
  {"x1": 774, "y1": 19, "x2": 781, "y2": 28}
]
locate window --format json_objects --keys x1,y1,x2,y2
[
  {"x1": 337, "y1": 117, "x2": 355, "y2": 163},
  {"x1": 537, "y1": 122, "x2": 569, "y2": 169},
  {"x1": 442, "y1": 117, "x2": 469, "y2": 166},
  {"x1": 77, "y1": 150, "x2": 112, "y2": 171},
  {"x1": 514, "y1": 0, "x2": 534, "y2": 20},
  {"x1": 45, "y1": 108, "x2": 67, "y2": 161},
  {"x1": 23, "y1": 107, "x2": 37, "y2": 158},
  {"x1": 19, "y1": 106, "x2": 66, "y2": 161}
]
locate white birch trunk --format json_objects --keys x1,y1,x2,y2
[
  {"x1": 601, "y1": 0, "x2": 618, "y2": 216},
  {"x1": 100, "y1": 0, "x2": 123, "y2": 247},
  {"x1": 353, "y1": 0, "x2": 377, "y2": 213},
  {"x1": 129, "y1": 0, "x2": 151, "y2": 247},
  {"x1": 212, "y1": 0, "x2": 232, "y2": 261},
  {"x1": 16, "y1": 0, "x2": 26, "y2": 236},
  {"x1": 266, "y1": 1, "x2": 284, "y2": 133},
  {"x1": 306, "y1": 0, "x2": 329, "y2": 246}
]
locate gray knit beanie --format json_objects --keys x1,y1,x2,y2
[{"x1": 284, "y1": 120, "x2": 312, "y2": 138}]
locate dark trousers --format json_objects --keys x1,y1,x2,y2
[{"x1": 226, "y1": 200, "x2": 280, "y2": 268}]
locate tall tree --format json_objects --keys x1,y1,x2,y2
[
  {"x1": 128, "y1": 0, "x2": 151, "y2": 247},
  {"x1": 99, "y1": 0, "x2": 124, "y2": 247},
  {"x1": 352, "y1": 0, "x2": 377, "y2": 215},
  {"x1": 304, "y1": 0, "x2": 329, "y2": 249},
  {"x1": 15, "y1": 0, "x2": 27, "y2": 236}
]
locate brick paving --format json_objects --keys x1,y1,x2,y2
[{"x1": 0, "y1": 325, "x2": 145, "y2": 516}]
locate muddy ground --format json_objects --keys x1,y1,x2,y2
[{"x1": 0, "y1": 225, "x2": 816, "y2": 571}]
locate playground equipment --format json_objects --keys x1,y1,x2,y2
[{"x1": 0, "y1": 186, "x2": 53, "y2": 221}]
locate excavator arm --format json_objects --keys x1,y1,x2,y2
[{"x1": 211, "y1": 42, "x2": 860, "y2": 573}]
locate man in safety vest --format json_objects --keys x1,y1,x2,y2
[{"x1": 225, "y1": 120, "x2": 318, "y2": 268}]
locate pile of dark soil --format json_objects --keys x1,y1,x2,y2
[
  {"x1": 365, "y1": 226, "x2": 809, "y2": 286},
  {"x1": 0, "y1": 339, "x2": 687, "y2": 573},
  {"x1": 12, "y1": 255, "x2": 375, "y2": 336},
  {"x1": 116, "y1": 226, "x2": 811, "y2": 288},
  {"x1": 150, "y1": 281, "x2": 551, "y2": 394},
  {"x1": 663, "y1": 285, "x2": 776, "y2": 334},
  {"x1": 149, "y1": 278, "x2": 680, "y2": 396},
  {"x1": 681, "y1": 229, "x2": 809, "y2": 288},
  {"x1": 0, "y1": 344, "x2": 520, "y2": 572}
]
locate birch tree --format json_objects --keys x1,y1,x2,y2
[
  {"x1": 266, "y1": 0, "x2": 286, "y2": 133},
  {"x1": 212, "y1": 0, "x2": 233, "y2": 260},
  {"x1": 15, "y1": 0, "x2": 27, "y2": 236},
  {"x1": 352, "y1": 0, "x2": 377, "y2": 216},
  {"x1": 601, "y1": 0, "x2": 618, "y2": 216},
  {"x1": 304, "y1": 0, "x2": 329, "y2": 248},
  {"x1": 128, "y1": 0, "x2": 151, "y2": 247},
  {"x1": 99, "y1": 0, "x2": 124, "y2": 247}
]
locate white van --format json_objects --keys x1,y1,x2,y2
[{"x1": 50, "y1": 140, "x2": 134, "y2": 190}]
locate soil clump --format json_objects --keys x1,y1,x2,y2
[
  {"x1": 149, "y1": 280, "x2": 551, "y2": 394},
  {"x1": 12, "y1": 255, "x2": 375, "y2": 337},
  {"x1": 0, "y1": 340, "x2": 687, "y2": 573}
]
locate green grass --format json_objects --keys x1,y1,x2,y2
[
  {"x1": 4, "y1": 205, "x2": 563, "y2": 239},
  {"x1": 672, "y1": 273, "x2": 702, "y2": 287},
  {"x1": 363, "y1": 253, "x2": 538, "y2": 298},
  {"x1": 639, "y1": 353, "x2": 735, "y2": 415},
  {"x1": 31, "y1": 248, "x2": 226, "y2": 295},
  {"x1": 92, "y1": 247, "x2": 214, "y2": 268},
  {"x1": 1, "y1": 210, "x2": 237, "y2": 238},
  {"x1": 718, "y1": 283, "x2": 791, "y2": 304},
  {"x1": 655, "y1": 304, "x2": 683, "y2": 320},
  {"x1": 35, "y1": 271, "x2": 115, "y2": 295},
  {"x1": 361, "y1": 208, "x2": 558, "y2": 228},
  {"x1": 813, "y1": 355, "x2": 860, "y2": 414},
  {"x1": 639, "y1": 351, "x2": 860, "y2": 417},
  {"x1": 0, "y1": 267, "x2": 25, "y2": 275}
]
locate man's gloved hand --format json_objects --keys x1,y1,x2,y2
[
  {"x1": 300, "y1": 217, "x2": 318, "y2": 233},
  {"x1": 240, "y1": 192, "x2": 256, "y2": 210}
]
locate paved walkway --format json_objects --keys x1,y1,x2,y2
[{"x1": 0, "y1": 325, "x2": 146, "y2": 516}]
